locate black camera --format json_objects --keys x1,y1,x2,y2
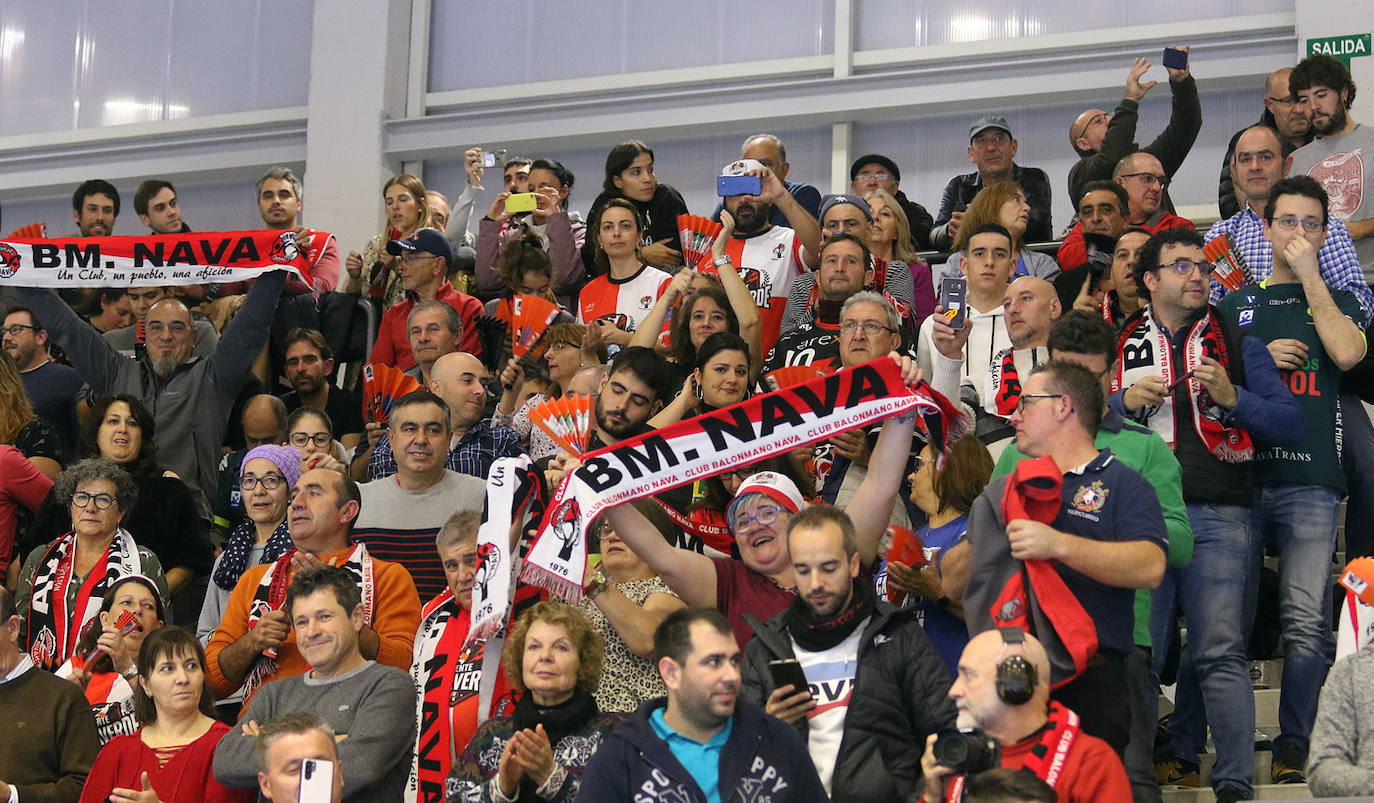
[{"x1": 933, "y1": 728, "x2": 1001, "y2": 774}]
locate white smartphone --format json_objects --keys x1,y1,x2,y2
[{"x1": 299, "y1": 758, "x2": 335, "y2": 803}]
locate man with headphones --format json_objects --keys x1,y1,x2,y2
[{"x1": 919, "y1": 628, "x2": 1131, "y2": 802}]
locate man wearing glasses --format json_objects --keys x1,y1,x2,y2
[
  {"x1": 1215, "y1": 177, "x2": 1366, "y2": 786},
  {"x1": 1110, "y1": 228, "x2": 1302, "y2": 802},
  {"x1": 1068, "y1": 50, "x2": 1201, "y2": 212},
  {"x1": 368, "y1": 229, "x2": 484, "y2": 371},
  {"x1": 1112, "y1": 153, "x2": 1195, "y2": 234},
  {"x1": 1216, "y1": 68, "x2": 1314, "y2": 218}
]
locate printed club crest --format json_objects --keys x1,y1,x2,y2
[
  {"x1": 1073, "y1": 481, "x2": 1109, "y2": 513},
  {"x1": 0, "y1": 244, "x2": 20, "y2": 279},
  {"x1": 473, "y1": 541, "x2": 502, "y2": 600},
  {"x1": 270, "y1": 231, "x2": 301, "y2": 264},
  {"x1": 551, "y1": 499, "x2": 582, "y2": 561}
]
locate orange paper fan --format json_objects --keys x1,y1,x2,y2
[
  {"x1": 363, "y1": 362, "x2": 422, "y2": 425},
  {"x1": 511, "y1": 294, "x2": 561, "y2": 359},
  {"x1": 678, "y1": 214, "x2": 723, "y2": 270},
  {"x1": 529, "y1": 395, "x2": 594, "y2": 455},
  {"x1": 7, "y1": 222, "x2": 47, "y2": 239},
  {"x1": 762, "y1": 364, "x2": 825, "y2": 392}
]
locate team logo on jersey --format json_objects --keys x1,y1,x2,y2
[
  {"x1": 772, "y1": 243, "x2": 786, "y2": 259},
  {"x1": 0, "y1": 244, "x2": 20, "y2": 279},
  {"x1": 1238, "y1": 309, "x2": 1254, "y2": 327},
  {"x1": 1073, "y1": 481, "x2": 1109, "y2": 513},
  {"x1": 639, "y1": 294, "x2": 653, "y2": 310},
  {"x1": 595, "y1": 313, "x2": 631, "y2": 330}
]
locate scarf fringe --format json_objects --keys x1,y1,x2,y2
[{"x1": 518, "y1": 562, "x2": 583, "y2": 605}]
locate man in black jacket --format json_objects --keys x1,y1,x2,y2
[
  {"x1": 850, "y1": 154, "x2": 935, "y2": 250},
  {"x1": 576, "y1": 607, "x2": 827, "y2": 802},
  {"x1": 739, "y1": 506, "x2": 956, "y2": 802}
]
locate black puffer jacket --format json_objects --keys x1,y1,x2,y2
[{"x1": 740, "y1": 602, "x2": 957, "y2": 803}]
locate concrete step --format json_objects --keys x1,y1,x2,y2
[{"x1": 1161, "y1": 784, "x2": 1311, "y2": 800}]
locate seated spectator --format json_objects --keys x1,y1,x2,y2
[
  {"x1": 580, "y1": 140, "x2": 690, "y2": 272},
  {"x1": 287, "y1": 406, "x2": 348, "y2": 476},
  {"x1": 401, "y1": 299, "x2": 462, "y2": 385},
  {"x1": 1053, "y1": 179, "x2": 1130, "y2": 288},
  {"x1": 864, "y1": 188, "x2": 936, "y2": 328},
  {"x1": 79, "y1": 626, "x2": 251, "y2": 803},
  {"x1": 885, "y1": 435, "x2": 994, "y2": 676},
  {"x1": 484, "y1": 236, "x2": 577, "y2": 341},
  {"x1": 579, "y1": 514, "x2": 686, "y2": 714},
  {"x1": 1068, "y1": 52, "x2": 1200, "y2": 212},
  {"x1": 919, "y1": 629, "x2": 1131, "y2": 802},
  {"x1": 280, "y1": 328, "x2": 364, "y2": 451},
  {"x1": 366, "y1": 228, "x2": 483, "y2": 370},
  {"x1": 740, "y1": 506, "x2": 956, "y2": 800},
  {"x1": 19, "y1": 271, "x2": 287, "y2": 521},
  {"x1": 851, "y1": 154, "x2": 934, "y2": 250},
  {"x1": 199, "y1": 445, "x2": 299, "y2": 648},
  {"x1": 578, "y1": 199, "x2": 673, "y2": 353},
  {"x1": 932, "y1": 116, "x2": 1053, "y2": 250},
  {"x1": 1113, "y1": 152, "x2": 1195, "y2": 234},
  {"x1": 5, "y1": 305, "x2": 81, "y2": 456},
  {"x1": 813, "y1": 194, "x2": 917, "y2": 323},
  {"x1": 344, "y1": 174, "x2": 433, "y2": 308},
  {"x1": 212, "y1": 395, "x2": 289, "y2": 539},
  {"x1": 102, "y1": 286, "x2": 217, "y2": 360},
  {"x1": 57, "y1": 574, "x2": 166, "y2": 745},
  {"x1": 1098, "y1": 229, "x2": 1150, "y2": 327},
  {"x1": 917, "y1": 224, "x2": 1015, "y2": 394},
  {"x1": 204, "y1": 468, "x2": 420, "y2": 706},
  {"x1": 77, "y1": 289, "x2": 134, "y2": 335},
  {"x1": 446, "y1": 601, "x2": 621, "y2": 802},
  {"x1": 354, "y1": 391, "x2": 485, "y2": 600},
  {"x1": 212, "y1": 566, "x2": 417, "y2": 802},
  {"x1": 634, "y1": 215, "x2": 762, "y2": 373},
  {"x1": 17, "y1": 459, "x2": 169, "y2": 671},
  {"x1": 1307, "y1": 639, "x2": 1374, "y2": 796},
  {"x1": 710, "y1": 159, "x2": 822, "y2": 353},
  {"x1": 26, "y1": 395, "x2": 209, "y2": 598},
  {"x1": 0, "y1": 586, "x2": 101, "y2": 802},
  {"x1": 768, "y1": 234, "x2": 888, "y2": 377},
  {"x1": 251, "y1": 712, "x2": 344, "y2": 803},
  {"x1": 496, "y1": 324, "x2": 602, "y2": 462},
  {"x1": 575, "y1": 607, "x2": 828, "y2": 801},
  {"x1": 476, "y1": 158, "x2": 587, "y2": 308},
  {"x1": 711, "y1": 133, "x2": 822, "y2": 226},
  {"x1": 0, "y1": 445, "x2": 50, "y2": 580},
  {"x1": 0, "y1": 349, "x2": 63, "y2": 479},
  {"x1": 1217, "y1": 68, "x2": 1314, "y2": 218},
  {"x1": 358, "y1": 352, "x2": 523, "y2": 482},
  {"x1": 607, "y1": 351, "x2": 922, "y2": 646},
  {"x1": 938, "y1": 182, "x2": 1060, "y2": 287},
  {"x1": 651, "y1": 332, "x2": 751, "y2": 427}
]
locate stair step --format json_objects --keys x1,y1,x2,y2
[{"x1": 1161, "y1": 784, "x2": 1311, "y2": 800}]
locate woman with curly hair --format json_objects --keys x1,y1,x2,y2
[{"x1": 446, "y1": 601, "x2": 621, "y2": 802}]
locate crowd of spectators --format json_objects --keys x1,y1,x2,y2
[{"x1": 2, "y1": 49, "x2": 1374, "y2": 803}]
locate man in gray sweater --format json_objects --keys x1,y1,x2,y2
[
  {"x1": 1307, "y1": 642, "x2": 1374, "y2": 796},
  {"x1": 213, "y1": 566, "x2": 416, "y2": 803}
]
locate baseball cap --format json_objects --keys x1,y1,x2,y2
[
  {"x1": 819, "y1": 193, "x2": 873, "y2": 223},
  {"x1": 726, "y1": 471, "x2": 805, "y2": 532},
  {"x1": 970, "y1": 116, "x2": 1013, "y2": 141},
  {"x1": 720, "y1": 158, "x2": 766, "y2": 177},
  {"x1": 385, "y1": 227, "x2": 454, "y2": 266},
  {"x1": 850, "y1": 154, "x2": 901, "y2": 182}
]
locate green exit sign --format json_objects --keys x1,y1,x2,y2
[{"x1": 1308, "y1": 33, "x2": 1372, "y2": 66}]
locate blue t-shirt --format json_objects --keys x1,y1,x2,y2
[
  {"x1": 918, "y1": 516, "x2": 971, "y2": 676},
  {"x1": 649, "y1": 708, "x2": 734, "y2": 803}
]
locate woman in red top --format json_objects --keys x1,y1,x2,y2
[{"x1": 80, "y1": 626, "x2": 252, "y2": 803}]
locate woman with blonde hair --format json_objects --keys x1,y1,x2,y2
[
  {"x1": 343, "y1": 173, "x2": 432, "y2": 307},
  {"x1": 943, "y1": 180, "x2": 1060, "y2": 284},
  {"x1": 865, "y1": 188, "x2": 936, "y2": 327}
]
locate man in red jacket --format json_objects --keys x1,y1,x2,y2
[{"x1": 369, "y1": 229, "x2": 483, "y2": 369}]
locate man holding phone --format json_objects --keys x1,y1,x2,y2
[
  {"x1": 1067, "y1": 48, "x2": 1201, "y2": 213},
  {"x1": 254, "y1": 712, "x2": 344, "y2": 803},
  {"x1": 739, "y1": 506, "x2": 955, "y2": 801}
]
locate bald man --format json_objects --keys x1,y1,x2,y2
[
  {"x1": 1217, "y1": 67, "x2": 1315, "y2": 218},
  {"x1": 1112, "y1": 154, "x2": 1195, "y2": 234},
  {"x1": 18, "y1": 273, "x2": 287, "y2": 518},
  {"x1": 358, "y1": 352, "x2": 522, "y2": 482},
  {"x1": 919, "y1": 629, "x2": 1131, "y2": 803}
]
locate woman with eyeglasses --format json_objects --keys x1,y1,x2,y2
[
  {"x1": 286, "y1": 406, "x2": 347, "y2": 475},
  {"x1": 197, "y1": 445, "x2": 300, "y2": 647},
  {"x1": 23, "y1": 395, "x2": 208, "y2": 599},
  {"x1": 941, "y1": 181, "x2": 1060, "y2": 286},
  {"x1": 496, "y1": 323, "x2": 607, "y2": 462},
  {"x1": 16, "y1": 459, "x2": 169, "y2": 671},
  {"x1": 683, "y1": 455, "x2": 816, "y2": 558},
  {"x1": 884, "y1": 435, "x2": 993, "y2": 676}
]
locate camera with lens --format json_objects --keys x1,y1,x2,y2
[{"x1": 933, "y1": 728, "x2": 1002, "y2": 774}]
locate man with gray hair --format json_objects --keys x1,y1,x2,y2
[
  {"x1": 254, "y1": 712, "x2": 343, "y2": 803},
  {"x1": 403, "y1": 300, "x2": 461, "y2": 385},
  {"x1": 255, "y1": 166, "x2": 341, "y2": 295}
]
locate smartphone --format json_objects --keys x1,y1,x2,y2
[
  {"x1": 717, "y1": 175, "x2": 762, "y2": 197},
  {"x1": 299, "y1": 758, "x2": 335, "y2": 802},
  {"x1": 1162, "y1": 47, "x2": 1188, "y2": 70},
  {"x1": 939, "y1": 275, "x2": 968, "y2": 330},
  {"x1": 479, "y1": 148, "x2": 508, "y2": 169},
  {"x1": 1166, "y1": 370, "x2": 1196, "y2": 394},
  {"x1": 505, "y1": 192, "x2": 538, "y2": 214},
  {"x1": 767, "y1": 659, "x2": 810, "y2": 694}
]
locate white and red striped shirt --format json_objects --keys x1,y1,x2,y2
[
  {"x1": 698, "y1": 226, "x2": 810, "y2": 353},
  {"x1": 577, "y1": 265, "x2": 673, "y2": 334}
]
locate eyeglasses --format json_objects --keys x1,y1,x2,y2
[
  {"x1": 732, "y1": 504, "x2": 783, "y2": 533},
  {"x1": 857, "y1": 172, "x2": 892, "y2": 182},
  {"x1": 839, "y1": 321, "x2": 896, "y2": 337},
  {"x1": 241, "y1": 474, "x2": 286, "y2": 491},
  {"x1": 1266, "y1": 95, "x2": 1297, "y2": 107},
  {"x1": 1015, "y1": 393, "x2": 1064, "y2": 413},
  {"x1": 290, "y1": 432, "x2": 332, "y2": 448},
  {"x1": 1071, "y1": 112, "x2": 1108, "y2": 143},
  {"x1": 72, "y1": 492, "x2": 117, "y2": 510},
  {"x1": 400, "y1": 252, "x2": 440, "y2": 264},
  {"x1": 2, "y1": 324, "x2": 38, "y2": 336},
  {"x1": 1119, "y1": 172, "x2": 1170, "y2": 189},
  {"x1": 1270, "y1": 214, "x2": 1325, "y2": 233},
  {"x1": 1158, "y1": 258, "x2": 1216, "y2": 277}
]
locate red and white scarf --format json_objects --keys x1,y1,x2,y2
[
  {"x1": 467, "y1": 457, "x2": 547, "y2": 645},
  {"x1": 1112, "y1": 306, "x2": 1253, "y2": 462},
  {"x1": 24, "y1": 529, "x2": 141, "y2": 671},
  {"x1": 242, "y1": 544, "x2": 375, "y2": 697},
  {"x1": 0, "y1": 230, "x2": 315, "y2": 288},
  {"x1": 944, "y1": 702, "x2": 1081, "y2": 801},
  {"x1": 986, "y1": 347, "x2": 1049, "y2": 417},
  {"x1": 521, "y1": 359, "x2": 967, "y2": 600}
]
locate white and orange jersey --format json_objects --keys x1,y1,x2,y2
[
  {"x1": 577, "y1": 265, "x2": 673, "y2": 333},
  {"x1": 698, "y1": 226, "x2": 810, "y2": 353}
]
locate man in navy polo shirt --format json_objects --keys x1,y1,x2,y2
[{"x1": 961, "y1": 361, "x2": 1168, "y2": 756}]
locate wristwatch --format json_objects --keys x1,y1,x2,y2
[
  {"x1": 713, "y1": 255, "x2": 732, "y2": 269},
  {"x1": 584, "y1": 566, "x2": 611, "y2": 599}
]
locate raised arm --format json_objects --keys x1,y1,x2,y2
[
  {"x1": 1289, "y1": 238, "x2": 1366, "y2": 370},
  {"x1": 604, "y1": 501, "x2": 718, "y2": 609},
  {"x1": 844, "y1": 353, "x2": 922, "y2": 565},
  {"x1": 16, "y1": 286, "x2": 125, "y2": 393},
  {"x1": 212, "y1": 270, "x2": 287, "y2": 396},
  {"x1": 546, "y1": 211, "x2": 588, "y2": 297},
  {"x1": 630, "y1": 269, "x2": 692, "y2": 350},
  {"x1": 711, "y1": 211, "x2": 765, "y2": 372},
  {"x1": 760, "y1": 169, "x2": 821, "y2": 269}
]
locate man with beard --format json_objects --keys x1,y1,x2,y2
[
  {"x1": 71, "y1": 179, "x2": 119, "y2": 238},
  {"x1": 765, "y1": 234, "x2": 873, "y2": 376},
  {"x1": 16, "y1": 272, "x2": 287, "y2": 519},
  {"x1": 710, "y1": 159, "x2": 822, "y2": 353},
  {"x1": 2, "y1": 305, "x2": 80, "y2": 458},
  {"x1": 280, "y1": 327, "x2": 364, "y2": 450},
  {"x1": 1289, "y1": 55, "x2": 1374, "y2": 280},
  {"x1": 739, "y1": 506, "x2": 955, "y2": 801},
  {"x1": 1217, "y1": 68, "x2": 1314, "y2": 218},
  {"x1": 586, "y1": 346, "x2": 673, "y2": 449},
  {"x1": 1113, "y1": 153, "x2": 1194, "y2": 234}
]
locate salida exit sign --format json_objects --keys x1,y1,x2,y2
[{"x1": 1308, "y1": 33, "x2": 1371, "y2": 66}]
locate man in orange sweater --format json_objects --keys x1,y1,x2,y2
[
  {"x1": 919, "y1": 628, "x2": 1130, "y2": 803},
  {"x1": 205, "y1": 467, "x2": 421, "y2": 706}
]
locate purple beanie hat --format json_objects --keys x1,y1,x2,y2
[{"x1": 241, "y1": 444, "x2": 303, "y2": 489}]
